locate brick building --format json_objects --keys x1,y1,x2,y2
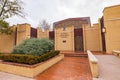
[{"x1": 0, "y1": 4, "x2": 120, "y2": 53}]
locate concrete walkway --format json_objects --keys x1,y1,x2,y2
[
  {"x1": 0, "y1": 72, "x2": 34, "y2": 80},
  {"x1": 94, "y1": 55, "x2": 120, "y2": 80}
]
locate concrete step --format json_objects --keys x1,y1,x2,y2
[
  {"x1": 60, "y1": 51, "x2": 88, "y2": 57},
  {"x1": 63, "y1": 53, "x2": 88, "y2": 57}
]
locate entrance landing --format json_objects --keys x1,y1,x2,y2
[{"x1": 36, "y1": 56, "x2": 92, "y2": 80}]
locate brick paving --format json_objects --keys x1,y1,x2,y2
[{"x1": 36, "y1": 57, "x2": 92, "y2": 80}]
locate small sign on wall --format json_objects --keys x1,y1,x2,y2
[
  {"x1": 63, "y1": 40, "x2": 66, "y2": 43},
  {"x1": 17, "y1": 30, "x2": 26, "y2": 33},
  {"x1": 60, "y1": 33, "x2": 69, "y2": 38}
]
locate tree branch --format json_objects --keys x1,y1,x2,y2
[{"x1": 0, "y1": 0, "x2": 8, "y2": 18}]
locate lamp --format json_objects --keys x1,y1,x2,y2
[{"x1": 102, "y1": 27, "x2": 106, "y2": 33}]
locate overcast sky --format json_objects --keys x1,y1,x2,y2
[{"x1": 6, "y1": 0, "x2": 120, "y2": 28}]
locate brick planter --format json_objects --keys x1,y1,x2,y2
[{"x1": 0, "y1": 54, "x2": 64, "y2": 78}]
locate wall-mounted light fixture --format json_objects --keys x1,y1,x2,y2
[{"x1": 102, "y1": 27, "x2": 106, "y2": 33}]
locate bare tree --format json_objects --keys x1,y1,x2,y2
[
  {"x1": 0, "y1": 0, "x2": 25, "y2": 20},
  {"x1": 39, "y1": 20, "x2": 50, "y2": 31}
]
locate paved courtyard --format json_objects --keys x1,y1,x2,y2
[
  {"x1": 36, "y1": 57, "x2": 92, "y2": 80},
  {"x1": 0, "y1": 53, "x2": 120, "y2": 80},
  {"x1": 0, "y1": 56, "x2": 92, "y2": 80}
]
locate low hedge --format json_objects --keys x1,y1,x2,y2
[{"x1": 0, "y1": 50, "x2": 60, "y2": 65}]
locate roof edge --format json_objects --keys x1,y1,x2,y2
[
  {"x1": 53, "y1": 17, "x2": 91, "y2": 27},
  {"x1": 103, "y1": 4, "x2": 120, "y2": 12}
]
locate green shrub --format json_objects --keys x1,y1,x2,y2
[
  {"x1": 12, "y1": 38, "x2": 54, "y2": 56},
  {"x1": 0, "y1": 50, "x2": 60, "y2": 65}
]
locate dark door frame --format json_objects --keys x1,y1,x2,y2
[{"x1": 74, "y1": 28, "x2": 84, "y2": 51}]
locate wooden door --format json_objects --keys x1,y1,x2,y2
[{"x1": 75, "y1": 36, "x2": 83, "y2": 51}]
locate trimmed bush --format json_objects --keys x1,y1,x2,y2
[
  {"x1": 12, "y1": 38, "x2": 54, "y2": 56},
  {"x1": 0, "y1": 50, "x2": 60, "y2": 65}
]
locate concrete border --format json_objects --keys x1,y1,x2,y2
[
  {"x1": 87, "y1": 50, "x2": 99, "y2": 78},
  {"x1": 0, "y1": 54, "x2": 64, "y2": 78},
  {"x1": 112, "y1": 50, "x2": 120, "y2": 57}
]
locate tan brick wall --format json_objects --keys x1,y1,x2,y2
[
  {"x1": 55, "y1": 26, "x2": 74, "y2": 51},
  {"x1": 0, "y1": 26, "x2": 16, "y2": 53},
  {"x1": 83, "y1": 24, "x2": 102, "y2": 51},
  {"x1": 103, "y1": 5, "x2": 120, "y2": 53},
  {"x1": 103, "y1": 5, "x2": 120, "y2": 20},
  {"x1": 104, "y1": 20, "x2": 120, "y2": 53},
  {"x1": 37, "y1": 28, "x2": 49, "y2": 39},
  {"x1": 16, "y1": 23, "x2": 31, "y2": 45}
]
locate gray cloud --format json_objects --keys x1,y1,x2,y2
[{"x1": 6, "y1": 0, "x2": 120, "y2": 27}]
